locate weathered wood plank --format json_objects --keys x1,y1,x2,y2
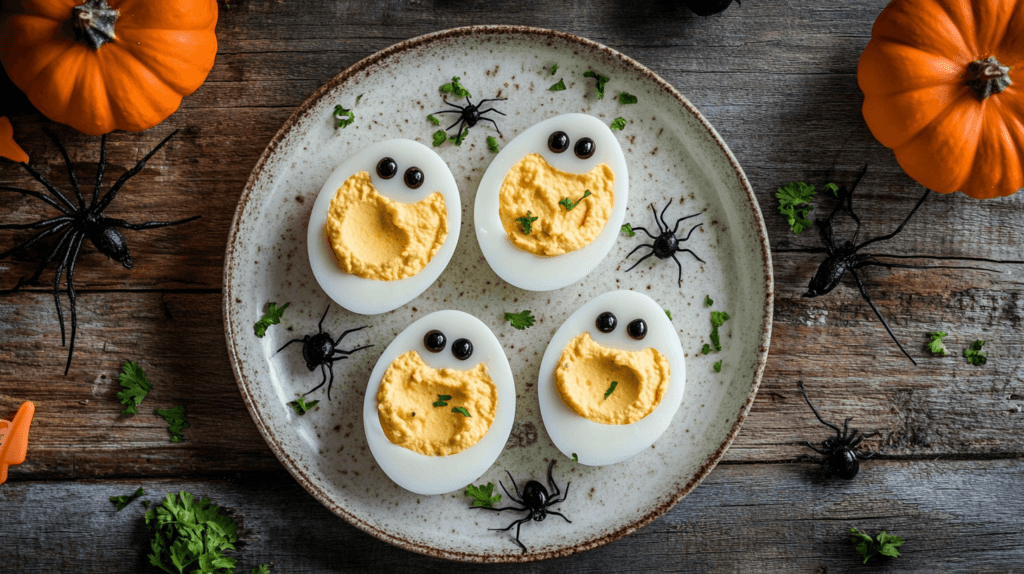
[{"x1": 2, "y1": 460, "x2": 1022, "y2": 572}]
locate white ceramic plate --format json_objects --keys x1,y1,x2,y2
[{"x1": 224, "y1": 26, "x2": 773, "y2": 562}]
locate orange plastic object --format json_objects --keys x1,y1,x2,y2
[
  {"x1": 0, "y1": 401, "x2": 35, "y2": 484},
  {"x1": 0, "y1": 116, "x2": 29, "y2": 163}
]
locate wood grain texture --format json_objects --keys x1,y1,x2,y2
[{"x1": 1, "y1": 0, "x2": 1023, "y2": 568}]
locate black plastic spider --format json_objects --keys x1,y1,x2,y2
[
  {"x1": 774, "y1": 166, "x2": 1024, "y2": 365},
  {"x1": 473, "y1": 459, "x2": 571, "y2": 553},
  {"x1": 433, "y1": 96, "x2": 507, "y2": 138},
  {"x1": 1, "y1": 130, "x2": 199, "y2": 375},
  {"x1": 624, "y1": 200, "x2": 706, "y2": 286},
  {"x1": 797, "y1": 381, "x2": 876, "y2": 480},
  {"x1": 276, "y1": 305, "x2": 372, "y2": 400}
]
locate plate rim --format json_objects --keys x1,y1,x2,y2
[{"x1": 222, "y1": 24, "x2": 774, "y2": 563}]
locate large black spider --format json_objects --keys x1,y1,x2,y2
[
  {"x1": 276, "y1": 305, "x2": 372, "y2": 400},
  {"x1": 1, "y1": 130, "x2": 199, "y2": 375},
  {"x1": 775, "y1": 166, "x2": 1024, "y2": 365},
  {"x1": 433, "y1": 96, "x2": 507, "y2": 138},
  {"x1": 624, "y1": 200, "x2": 706, "y2": 286},
  {"x1": 797, "y1": 381, "x2": 876, "y2": 480},
  {"x1": 473, "y1": 459, "x2": 571, "y2": 553}
]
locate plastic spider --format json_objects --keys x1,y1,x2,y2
[
  {"x1": 624, "y1": 200, "x2": 705, "y2": 286},
  {"x1": 433, "y1": 96, "x2": 507, "y2": 138},
  {"x1": 473, "y1": 459, "x2": 571, "y2": 553},
  {"x1": 0, "y1": 130, "x2": 199, "y2": 375},
  {"x1": 797, "y1": 381, "x2": 876, "y2": 480},
  {"x1": 774, "y1": 166, "x2": 1023, "y2": 365},
  {"x1": 276, "y1": 305, "x2": 372, "y2": 400}
]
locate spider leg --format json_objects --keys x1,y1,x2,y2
[
  {"x1": 868, "y1": 252, "x2": 1024, "y2": 265},
  {"x1": 650, "y1": 203, "x2": 667, "y2": 233},
  {"x1": 107, "y1": 216, "x2": 202, "y2": 230},
  {"x1": 333, "y1": 344, "x2": 373, "y2": 357},
  {"x1": 672, "y1": 253, "x2": 684, "y2": 286},
  {"x1": 50, "y1": 231, "x2": 81, "y2": 347},
  {"x1": 2, "y1": 226, "x2": 75, "y2": 297},
  {"x1": 303, "y1": 362, "x2": 328, "y2": 396},
  {"x1": 545, "y1": 510, "x2": 572, "y2": 523},
  {"x1": 333, "y1": 325, "x2": 368, "y2": 346},
  {"x1": 325, "y1": 361, "x2": 336, "y2": 401},
  {"x1": 849, "y1": 267, "x2": 917, "y2": 365},
  {"x1": 317, "y1": 304, "x2": 331, "y2": 333},
  {"x1": 841, "y1": 417, "x2": 853, "y2": 440},
  {"x1": 472, "y1": 504, "x2": 527, "y2": 513},
  {"x1": 0, "y1": 216, "x2": 73, "y2": 231},
  {"x1": 547, "y1": 479, "x2": 571, "y2": 506},
  {"x1": 855, "y1": 188, "x2": 931, "y2": 251},
  {"x1": 444, "y1": 116, "x2": 464, "y2": 131},
  {"x1": 506, "y1": 470, "x2": 524, "y2": 500},
  {"x1": 1, "y1": 186, "x2": 74, "y2": 215},
  {"x1": 676, "y1": 249, "x2": 706, "y2": 264},
  {"x1": 441, "y1": 98, "x2": 466, "y2": 111},
  {"x1": 680, "y1": 222, "x2": 703, "y2": 242},
  {"x1": 671, "y1": 212, "x2": 702, "y2": 235},
  {"x1": 629, "y1": 225, "x2": 659, "y2": 240},
  {"x1": 96, "y1": 129, "x2": 179, "y2": 212},
  {"x1": 275, "y1": 338, "x2": 307, "y2": 354},
  {"x1": 859, "y1": 257, "x2": 995, "y2": 273},
  {"x1": 0, "y1": 221, "x2": 73, "y2": 260},
  {"x1": 62, "y1": 233, "x2": 86, "y2": 375},
  {"x1": 92, "y1": 134, "x2": 107, "y2": 207},
  {"x1": 488, "y1": 517, "x2": 531, "y2": 553},
  {"x1": 797, "y1": 381, "x2": 843, "y2": 435},
  {"x1": 477, "y1": 117, "x2": 502, "y2": 137},
  {"x1": 497, "y1": 477, "x2": 523, "y2": 506},
  {"x1": 477, "y1": 107, "x2": 507, "y2": 117},
  {"x1": 545, "y1": 459, "x2": 559, "y2": 497},
  {"x1": 802, "y1": 441, "x2": 829, "y2": 456},
  {"x1": 46, "y1": 130, "x2": 85, "y2": 209},
  {"x1": 849, "y1": 431, "x2": 879, "y2": 448},
  {"x1": 623, "y1": 249, "x2": 656, "y2": 272},
  {"x1": 475, "y1": 97, "x2": 507, "y2": 106},
  {"x1": 17, "y1": 162, "x2": 77, "y2": 212}
]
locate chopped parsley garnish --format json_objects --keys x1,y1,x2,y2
[
  {"x1": 618, "y1": 92, "x2": 638, "y2": 105},
  {"x1": 709, "y1": 311, "x2": 731, "y2": 352},
  {"x1": 254, "y1": 301, "x2": 289, "y2": 338},
  {"x1": 516, "y1": 212, "x2": 538, "y2": 235},
  {"x1": 252, "y1": 566, "x2": 271, "y2": 574},
  {"x1": 439, "y1": 76, "x2": 471, "y2": 98},
  {"x1": 116, "y1": 360, "x2": 152, "y2": 415},
  {"x1": 487, "y1": 136, "x2": 500, "y2": 153},
  {"x1": 504, "y1": 310, "x2": 535, "y2": 330},
  {"x1": 584, "y1": 70, "x2": 610, "y2": 99},
  {"x1": 825, "y1": 182, "x2": 839, "y2": 195},
  {"x1": 450, "y1": 128, "x2": 469, "y2": 146},
  {"x1": 452, "y1": 406, "x2": 471, "y2": 417},
  {"x1": 572, "y1": 453, "x2": 578, "y2": 462},
  {"x1": 465, "y1": 482, "x2": 501, "y2": 508},
  {"x1": 427, "y1": 114, "x2": 440, "y2": 125},
  {"x1": 621, "y1": 223, "x2": 636, "y2": 237},
  {"x1": 550, "y1": 64, "x2": 559, "y2": 75},
  {"x1": 433, "y1": 394, "x2": 452, "y2": 407},
  {"x1": 927, "y1": 331, "x2": 949, "y2": 356},
  {"x1": 665, "y1": 310, "x2": 672, "y2": 320},
  {"x1": 714, "y1": 361, "x2": 722, "y2": 373},
  {"x1": 145, "y1": 491, "x2": 240, "y2": 574},
  {"x1": 110, "y1": 487, "x2": 144, "y2": 511},
  {"x1": 289, "y1": 396, "x2": 319, "y2": 416},
  {"x1": 702, "y1": 343, "x2": 711, "y2": 355},
  {"x1": 549, "y1": 79, "x2": 567, "y2": 91},
  {"x1": 142, "y1": 500, "x2": 150, "y2": 509},
  {"x1": 432, "y1": 130, "x2": 447, "y2": 147},
  {"x1": 964, "y1": 340, "x2": 987, "y2": 365},
  {"x1": 850, "y1": 528, "x2": 904, "y2": 564},
  {"x1": 333, "y1": 104, "x2": 355, "y2": 129},
  {"x1": 776, "y1": 182, "x2": 819, "y2": 234},
  {"x1": 603, "y1": 381, "x2": 618, "y2": 400},
  {"x1": 559, "y1": 190, "x2": 591, "y2": 211},
  {"x1": 155, "y1": 405, "x2": 189, "y2": 443},
  {"x1": 705, "y1": 295, "x2": 714, "y2": 307},
  {"x1": 610, "y1": 117, "x2": 626, "y2": 131}
]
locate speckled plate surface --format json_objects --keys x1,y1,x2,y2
[{"x1": 223, "y1": 26, "x2": 773, "y2": 562}]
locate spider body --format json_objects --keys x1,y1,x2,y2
[
  {"x1": 474, "y1": 460, "x2": 571, "y2": 553},
  {"x1": 433, "y1": 96, "x2": 507, "y2": 138},
  {"x1": 276, "y1": 305, "x2": 372, "y2": 400},
  {"x1": 775, "y1": 166, "x2": 1024, "y2": 364},
  {"x1": 797, "y1": 381, "x2": 876, "y2": 480},
  {"x1": 624, "y1": 200, "x2": 705, "y2": 286},
  {"x1": 1, "y1": 130, "x2": 200, "y2": 374}
]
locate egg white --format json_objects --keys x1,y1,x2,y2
[
  {"x1": 363, "y1": 310, "x2": 515, "y2": 495},
  {"x1": 537, "y1": 290, "x2": 686, "y2": 466},
  {"x1": 474, "y1": 113, "x2": 629, "y2": 291},
  {"x1": 307, "y1": 139, "x2": 460, "y2": 315}
]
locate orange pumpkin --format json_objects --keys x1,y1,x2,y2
[
  {"x1": 858, "y1": 0, "x2": 1024, "y2": 199},
  {"x1": 0, "y1": 0, "x2": 218, "y2": 135},
  {"x1": 0, "y1": 116, "x2": 29, "y2": 163}
]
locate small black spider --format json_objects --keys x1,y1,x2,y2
[
  {"x1": 433, "y1": 96, "x2": 507, "y2": 138},
  {"x1": 624, "y1": 200, "x2": 706, "y2": 286},
  {"x1": 775, "y1": 166, "x2": 1024, "y2": 364},
  {"x1": 1, "y1": 130, "x2": 200, "y2": 375},
  {"x1": 797, "y1": 381, "x2": 877, "y2": 480},
  {"x1": 473, "y1": 459, "x2": 571, "y2": 553},
  {"x1": 276, "y1": 305, "x2": 372, "y2": 400}
]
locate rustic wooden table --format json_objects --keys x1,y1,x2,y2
[{"x1": 2, "y1": 1, "x2": 1023, "y2": 571}]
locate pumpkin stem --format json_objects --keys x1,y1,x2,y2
[
  {"x1": 72, "y1": 0, "x2": 119, "y2": 50},
  {"x1": 966, "y1": 56, "x2": 1012, "y2": 100}
]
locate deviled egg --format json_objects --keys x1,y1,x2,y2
[
  {"x1": 363, "y1": 310, "x2": 515, "y2": 495},
  {"x1": 307, "y1": 139, "x2": 460, "y2": 314},
  {"x1": 474, "y1": 113, "x2": 629, "y2": 291}
]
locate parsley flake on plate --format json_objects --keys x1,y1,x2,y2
[
  {"x1": 333, "y1": 104, "x2": 355, "y2": 129},
  {"x1": 432, "y1": 394, "x2": 452, "y2": 407},
  {"x1": 610, "y1": 117, "x2": 626, "y2": 131},
  {"x1": 449, "y1": 128, "x2": 469, "y2": 146},
  {"x1": 850, "y1": 528, "x2": 904, "y2": 564},
  {"x1": 714, "y1": 361, "x2": 722, "y2": 373},
  {"x1": 110, "y1": 487, "x2": 144, "y2": 511},
  {"x1": 452, "y1": 406, "x2": 471, "y2": 417},
  {"x1": 572, "y1": 453, "x2": 578, "y2": 462},
  {"x1": 621, "y1": 223, "x2": 636, "y2": 237},
  {"x1": 549, "y1": 78, "x2": 567, "y2": 91},
  {"x1": 927, "y1": 331, "x2": 949, "y2": 356},
  {"x1": 290, "y1": 396, "x2": 319, "y2": 416},
  {"x1": 465, "y1": 482, "x2": 502, "y2": 508},
  {"x1": 705, "y1": 295, "x2": 714, "y2": 307},
  {"x1": 116, "y1": 360, "x2": 152, "y2": 415},
  {"x1": 504, "y1": 310, "x2": 535, "y2": 330},
  {"x1": 427, "y1": 114, "x2": 440, "y2": 125},
  {"x1": 439, "y1": 76, "x2": 471, "y2": 98},
  {"x1": 709, "y1": 311, "x2": 731, "y2": 352},
  {"x1": 432, "y1": 130, "x2": 447, "y2": 147},
  {"x1": 516, "y1": 212, "x2": 538, "y2": 235},
  {"x1": 702, "y1": 343, "x2": 711, "y2": 355},
  {"x1": 559, "y1": 190, "x2": 591, "y2": 211},
  {"x1": 618, "y1": 92, "x2": 638, "y2": 104},
  {"x1": 604, "y1": 381, "x2": 618, "y2": 400},
  {"x1": 665, "y1": 310, "x2": 672, "y2": 320},
  {"x1": 550, "y1": 63, "x2": 559, "y2": 75},
  {"x1": 584, "y1": 70, "x2": 610, "y2": 99},
  {"x1": 155, "y1": 405, "x2": 190, "y2": 443},
  {"x1": 487, "y1": 136, "x2": 500, "y2": 153},
  {"x1": 964, "y1": 340, "x2": 987, "y2": 365},
  {"x1": 254, "y1": 301, "x2": 289, "y2": 338}
]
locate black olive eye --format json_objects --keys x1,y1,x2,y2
[
  {"x1": 404, "y1": 167, "x2": 424, "y2": 189},
  {"x1": 548, "y1": 131, "x2": 570, "y2": 153},
  {"x1": 627, "y1": 319, "x2": 648, "y2": 340},
  {"x1": 376, "y1": 157, "x2": 397, "y2": 179},
  {"x1": 452, "y1": 338, "x2": 473, "y2": 360},
  {"x1": 574, "y1": 137, "x2": 596, "y2": 159},
  {"x1": 424, "y1": 330, "x2": 446, "y2": 352},
  {"x1": 596, "y1": 312, "x2": 617, "y2": 333}
]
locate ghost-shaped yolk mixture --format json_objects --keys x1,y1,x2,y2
[
  {"x1": 326, "y1": 171, "x2": 448, "y2": 281},
  {"x1": 498, "y1": 153, "x2": 614, "y2": 256}
]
